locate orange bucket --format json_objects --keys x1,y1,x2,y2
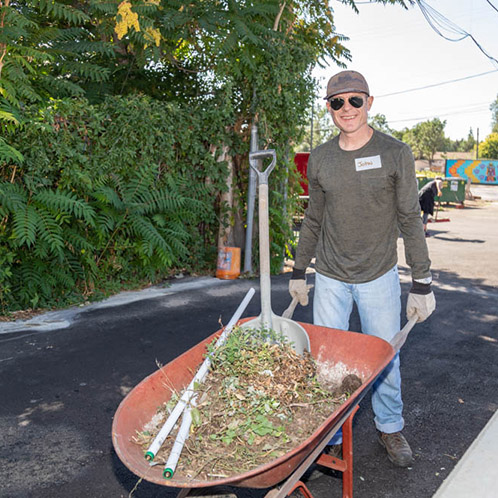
[{"x1": 216, "y1": 247, "x2": 241, "y2": 280}]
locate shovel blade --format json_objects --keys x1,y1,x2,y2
[{"x1": 240, "y1": 314, "x2": 311, "y2": 355}]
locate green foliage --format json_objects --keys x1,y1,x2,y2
[
  {"x1": 443, "y1": 128, "x2": 476, "y2": 153},
  {"x1": 0, "y1": 96, "x2": 229, "y2": 312},
  {"x1": 369, "y1": 113, "x2": 395, "y2": 135},
  {"x1": 401, "y1": 118, "x2": 446, "y2": 163},
  {"x1": 491, "y1": 95, "x2": 498, "y2": 134},
  {"x1": 295, "y1": 104, "x2": 339, "y2": 152},
  {"x1": 478, "y1": 133, "x2": 498, "y2": 159}
]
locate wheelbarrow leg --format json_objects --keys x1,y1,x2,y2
[
  {"x1": 315, "y1": 405, "x2": 359, "y2": 498},
  {"x1": 286, "y1": 480, "x2": 314, "y2": 498},
  {"x1": 176, "y1": 488, "x2": 191, "y2": 498}
]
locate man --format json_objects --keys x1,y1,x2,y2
[
  {"x1": 289, "y1": 70, "x2": 435, "y2": 467},
  {"x1": 419, "y1": 178, "x2": 443, "y2": 236}
]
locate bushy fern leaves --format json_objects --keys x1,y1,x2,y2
[
  {"x1": 1, "y1": 95, "x2": 227, "y2": 313},
  {"x1": 0, "y1": 137, "x2": 23, "y2": 164},
  {"x1": 12, "y1": 205, "x2": 39, "y2": 247},
  {"x1": 34, "y1": 190, "x2": 96, "y2": 225},
  {"x1": 91, "y1": 174, "x2": 198, "y2": 269}
]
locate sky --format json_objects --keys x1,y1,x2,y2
[{"x1": 312, "y1": 0, "x2": 498, "y2": 141}]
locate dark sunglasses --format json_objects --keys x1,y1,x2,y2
[{"x1": 328, "y1": 95, "x2": 365, "y2": 111}]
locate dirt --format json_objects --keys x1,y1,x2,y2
[
  {"x1": 135, "y1": 327, "x2": 362, "y2": 483},
  {"x1": 0, "y1": 308, "x2": 47, "y2": 321}
]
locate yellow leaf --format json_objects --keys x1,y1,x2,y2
[
  {"x1": 145, "y1": 27, "x2": 161, "y2": 47},
  {"x1": 115, "y1": 1, "x2": 140, "y2": 40}
]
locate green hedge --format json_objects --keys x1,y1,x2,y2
[{"x1": 0, "y1": 96, "x2": 232, "y2": 312}]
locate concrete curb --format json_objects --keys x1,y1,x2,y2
[
  {"x1": 0, "y1": 276, "x2": 230, "y2": 334},
  {"x1": 432, "y1": 409, "x2": 498, "y2": 498}
]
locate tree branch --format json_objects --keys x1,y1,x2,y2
[{"x1": 273, "y1": 1, "x2": 287, "y2": 31}]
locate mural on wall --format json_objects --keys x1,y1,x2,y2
[{"x1": 446, "y1": 159, "x2": 498, "y2": 185}]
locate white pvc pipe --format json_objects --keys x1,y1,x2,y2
[
  {"x1": 145, "y1": 287, "x2": 255, "y2": 461},
  {"x1": 163, "y1": 396, "x2": 196, "y2": 479}
]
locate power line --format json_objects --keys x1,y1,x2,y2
[
  {"x1": 416, "y1": 0, "x2": 498, "y2": 67},
  {"x1": 389, "y1": 105, "x2": 490, "y2": 124},
  {"x1": 486, "y1": 0, "x2": 498, "y2": 14},
  {"x1": 376, "y1": 70, "x2": 498, "y2": 98}
]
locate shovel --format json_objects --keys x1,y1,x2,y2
[{"x1": 241, "y1": 149, "x2": 311, "y2": 355}]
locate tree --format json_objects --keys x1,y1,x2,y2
[
  {"x1": 368, "y1": 113, "x2": 394, "y2": 135},
  {"x1": 479, "y1": 133, "x2": 498, "y2": 159},
  {"x1": 295, "y1": 104, "x2": 339, "y2": 152},
  {"x1": 0, "y1": 0, "x2": 114, "y2": 165},
  {"x1": 491, "y1": 95, "x2": 498, "y2": 133},
  {"x1": 402, "y1": 118, "x2": 446, "y2": 165}
]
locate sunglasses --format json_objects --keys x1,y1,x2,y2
[{"x1": 328, "y1": 95, "x2": 365, "y2": 111}]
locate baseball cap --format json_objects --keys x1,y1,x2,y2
[{"x1": 324, "y1": 70, "x2": 370, "y2": 100}]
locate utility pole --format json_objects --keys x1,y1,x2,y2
[
  {"x1": 476, "y1": 127, "x2": 479, "y2": 160},
  {"x1": 244, "y1": 121, "x2": 259, "y2": 274}
]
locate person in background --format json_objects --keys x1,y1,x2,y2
[
  {"x1": 419, "y1": 178, "x2": 443, "y2": 236},
  {"x1": 289, "y1": 70, "x2": 436, "y2": 468}
]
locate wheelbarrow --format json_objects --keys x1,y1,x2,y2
[{"x1": 112, "y1": 318, "x2": 406, "y2": 497}]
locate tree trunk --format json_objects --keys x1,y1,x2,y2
[{"x1": 217, "y1": 145, "x2": 235, "y2": 248}]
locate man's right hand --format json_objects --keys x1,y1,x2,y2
[{"x1": 289, "y1": 278, "x2": 309, "y2": 306}]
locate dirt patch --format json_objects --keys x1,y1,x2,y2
[
  {"x1": 135, "y1": 327, "x2": 362, "y2": 482},
  {"x1": 0, "y1": 308, "x2": 48, "y2": 322}
]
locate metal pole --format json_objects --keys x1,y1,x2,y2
[
  {"x1": 310, "y1": 103, "x2": 314, "y2": 151},
  {"x1": 476, "y1": 127, "x2": 479, "y2": 160},
  {"x1": 244, "y1": 122, "x2": 259, "y2": 274},
  {"x1": 280, "y1": 149, "x2": 289, "y2": 273}
]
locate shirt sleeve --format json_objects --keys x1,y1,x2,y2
[
  {"x1": 294, "y1": 154, "x2": 325, "y2": 271},
  {"x1": 395, "y1": 146, "x2": 432, "y2": 280}
]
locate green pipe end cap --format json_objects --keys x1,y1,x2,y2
[
  {"x1": 144, "y1": 451, "x2": 154, "y2": 461},
  {"x1": 163, "y1": 468, "x2": 174, "y2": 479}
]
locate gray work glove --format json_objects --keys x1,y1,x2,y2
[
  {"x1": 406, "y1": 281, "x2": 436, "y2": 323},
  {"x1": 289, "y1": 268, "x2": 309, "y2": 306}
]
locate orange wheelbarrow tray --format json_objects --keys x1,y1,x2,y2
[{"x1": 112, "y1": 319, "x2": 395, "y2": 491}]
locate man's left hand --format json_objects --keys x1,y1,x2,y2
[{"x1": 406, "y1": 281, "x2": 436, "y2": 323}]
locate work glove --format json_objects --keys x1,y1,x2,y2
[
  {"x1": 406, "y1": 280, "x2": 436, "y2": 323},
  {"x1": 289, "y1": 268, "x2": 309, "y2": 306}
]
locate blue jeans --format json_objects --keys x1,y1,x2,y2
[{"x1": 314, "y1": 267, "x2": 404, "y2": 444}]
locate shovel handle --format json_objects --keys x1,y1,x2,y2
[
  {"x1": 390, "y1": 316, "x2": 417, "y2": 352},
  {"x1": 249, "y1": 149, "x2": 277, "y2": 329},
  {"x1": 249, "y1": 150, "x2": 276, "y2": 185}
]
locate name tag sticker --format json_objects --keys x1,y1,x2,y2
[{"x1": 355, "y1": 155, "x2": 382, "y2": 172}]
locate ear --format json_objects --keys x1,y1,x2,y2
[
  {"x1": 367, "y1": 95, "x2": 374, "y2": 111},
  {"x1": 326, "y1": 100, "x2": 333, "y2": 115}
]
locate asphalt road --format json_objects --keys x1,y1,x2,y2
[{"x1": 1, "y1": 197, "x2": 497, "y2": 498}]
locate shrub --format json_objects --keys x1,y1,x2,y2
[{"x1": 0, "y1": 96, "x2": 230, "y2": 312}]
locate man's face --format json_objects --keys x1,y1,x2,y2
[{"x1": 326, "y1": 92, "x2": 373, "y2": 135}]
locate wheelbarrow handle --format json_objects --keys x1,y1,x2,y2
[
  {"x1": 390, "y1": 316, "x2": 417, "y2": 352},
  {"x1": 249, "y1": 149, "x2": 276, "y2": 185}
]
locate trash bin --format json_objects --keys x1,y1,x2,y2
[
  {"x1": 416, "y1": 176, "x2": 431, "y2": 190},
  {"x1": 439, "y1": 177, "x2": 465, "y2": 204},
  {"x1": 416, "y1": 175, "x2": 465, "y2": 205}
]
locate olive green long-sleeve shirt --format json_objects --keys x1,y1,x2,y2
[{"x1": 295, "y1": 129, "x2": 431, "y2": 283}]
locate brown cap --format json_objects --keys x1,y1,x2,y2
[{"x1": 324, "y1": 70, "x2": 370, "y2": 100}]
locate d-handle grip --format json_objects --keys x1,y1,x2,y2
[{"x1": 249, "y1": 149, "x2": 276, "y2": 184}]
